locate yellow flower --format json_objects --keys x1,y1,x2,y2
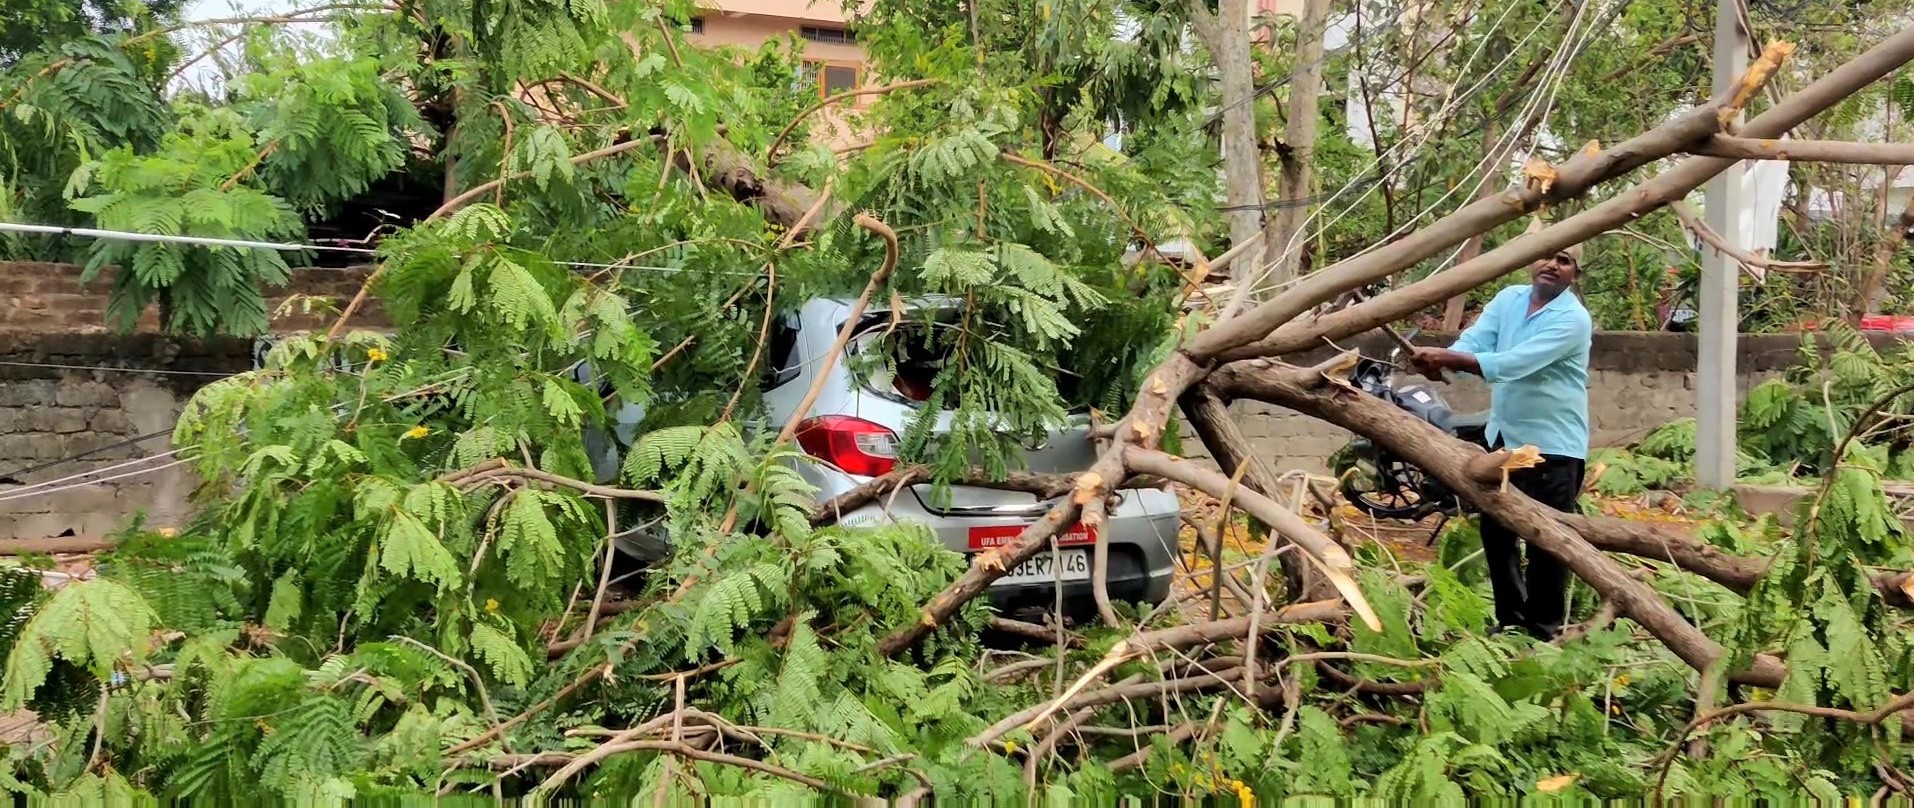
[
  {"x1": 1611, "y1": 673, "x2": 1630, "y2": 690},
  {"x1": 1234, "y1": 782, "x2": 1255, "y2": 808},
  {"x1": 485, "y1": 598, "x2": 500, "y2": 614},
  {"x1": 1003, "y1": 740, "x2": 1018, "y2": 755},
  {"x1": 366, "y1": 347, "x2": 389, "y2": 363},
  {"x1": 404, "y1": 425, "x2": 429, "y2": 440}
]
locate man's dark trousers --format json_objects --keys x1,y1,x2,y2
[{"x1": 1479, "y1": 438, "x2": 1585, "y2": 639}]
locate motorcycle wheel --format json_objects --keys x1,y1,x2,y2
[{"x1": 1334, "y1": 444, "x2": 1440, "y2": 521}]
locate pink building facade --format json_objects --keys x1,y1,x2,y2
[
  {"x1": 688, "y1": 1, "x2": 868, "y2": 98},
  {"x1": 687, "y1": 1, "x2": 870, "y2": 147}
]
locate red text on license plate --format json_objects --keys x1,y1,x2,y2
[{"x1": 967, "y1": 523, "x2": 1096, "y2": 551}]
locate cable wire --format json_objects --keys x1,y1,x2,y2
[
  {"x1": 0, "y1": 220, "x2": 753, "y2": 277},
  {"x1": 0, "y1": 427, "x2": 177, "y2": 483}
]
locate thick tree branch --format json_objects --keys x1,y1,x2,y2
[
  {"x1": 1690, "y1": 135, "x2": 1914, "y2": 165},
  {"x1": 1187, "y1": 65, "x2": 1760, "y2": 361},
  {"x1": 1177, "y1": 390, "x2": 1316, "y2": 602},
  {"x1": 1209, "y1": 358, "x2": 1787, "y2": 687},
  {"x1": 1123, "y1": 447, "x2": 1381, "y2": 632},
  {"x1": 1561, "y1": 513, "x2": 1914, "y2": 610}
]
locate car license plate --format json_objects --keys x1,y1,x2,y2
[
  {"x1": 992, "y1": 548, "x2": 1090, "y2": 587},
  {"x1": 966, "y1": 523, "x2": 1096, "y2": 551}
]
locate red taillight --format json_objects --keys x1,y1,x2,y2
[{"x1": 794, "y1": 416, "x2": 899, "y2": 477}]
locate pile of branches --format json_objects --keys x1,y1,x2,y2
[{"x1": 7, "y1": 6, "x2": 1914, "y2": 801}]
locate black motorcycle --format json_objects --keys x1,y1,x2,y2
[{"x1": 1328, "y1": 333, "x2": 1492, "y2": 521}]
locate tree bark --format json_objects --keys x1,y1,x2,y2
[
  {"x1": 1692, "y1": 135, "x2": 1914, "y2": 164},
  {"x1": 1856, "y1": 192, "x2": 1914, "y2": 316},
  {"x1": 690, "y1": 139, "x2": 824, "y2": 232},
  {"x1": 1190, "y1": 0, "x2": 1270, "y2": 290},
  {"x1": 1260, "y1": 0, "x2": 1332, "y2": 292},
  {"x1": 1208, "y1": 358, "x2": 1786, "y2": 686}
]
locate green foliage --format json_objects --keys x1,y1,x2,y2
[
  {"x1": 64, "y1": 104, "x2": 303, "y2": 335},
  {"x1": 2, "y1": 578, "x2": 156, "y2": 708},
  {"x1": 235, "y1": 53, "x2": 429, "y2": 217},
  {"x1": 7, "y1": 0, "x2": 1914, "y2": 801}
]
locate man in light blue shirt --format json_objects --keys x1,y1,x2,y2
[{"x1": 1409, "y1": 248, "x2": 1592, "y2": 640}]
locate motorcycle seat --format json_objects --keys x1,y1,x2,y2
[{"x1": 1429, "y1": 408, "x2": 1489, "y2": 433}]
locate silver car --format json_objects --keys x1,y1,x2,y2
[{"x1": 589, "y1": 297, "x2": 1180, "y2": 621}]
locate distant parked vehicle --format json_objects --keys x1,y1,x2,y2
[{"x1": 587, "y1": 297, "x2": 1180, "y2": 622}]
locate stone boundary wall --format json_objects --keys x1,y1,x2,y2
[
  {"x1": 0, "y1": 262, "x2": 383, "y2": 540},
  {"x1": 0, "y1": 260, "x2": 1902, "y2": 539}
]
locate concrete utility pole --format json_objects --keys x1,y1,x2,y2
[{"x1": 1695, "y1": 0, "x2": 1749, "y2": 488}]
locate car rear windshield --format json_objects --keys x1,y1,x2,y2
[
  {"x1": 853, "y1": 308, "x2": 959, "y2": 405},
  {"x1": 853, "y1": 307, "x2": 1086, "y2": 409}
]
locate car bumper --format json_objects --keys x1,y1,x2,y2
[{"x1": 822, "y1": 470, "x2": 1180, "y2": 618}]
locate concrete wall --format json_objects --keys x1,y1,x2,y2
[{"x1": 0, "y1": 263, "x2": 382, "y2": 541}]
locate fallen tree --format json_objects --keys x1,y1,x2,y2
[{"x1": 10, "y1": 0, "x2": 1914, "y2": 801}]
